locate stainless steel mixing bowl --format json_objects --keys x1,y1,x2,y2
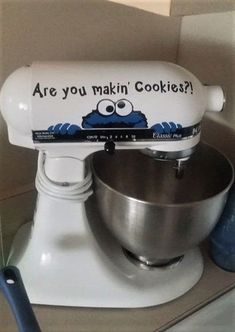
[{"x1": 91, "y1": 143, "x2": 234, "y2": 266}]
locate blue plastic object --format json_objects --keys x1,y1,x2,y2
[
  {"x1": 0, "y1": 266, "x2": 41, "y2": 332},
  {"x1": 210, "y1": 182, "x2": 235, "y2": 272}
]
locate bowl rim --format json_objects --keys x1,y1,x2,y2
[{"x1": 91, "y1": 143, "x2": 235, "y2": 208}]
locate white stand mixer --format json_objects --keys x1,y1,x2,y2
[{"x1": 0, "y1": 61, "x2": 225, "y2": 307}]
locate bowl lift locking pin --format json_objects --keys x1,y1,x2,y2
[{"x1": 0, "y1": 61, "x2": 225, "y2": 307}]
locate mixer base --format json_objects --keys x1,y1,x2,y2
[{"x1": 8, "y1": 195, "x2": 204, "y2": 308}]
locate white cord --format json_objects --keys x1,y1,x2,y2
[{"x1": 36, "y1": 151, "x2": 93, "y2": 201}]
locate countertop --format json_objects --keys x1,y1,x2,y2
[
  {"x1": 0, "y1": 191, "x2": 235, "y2": 332},
  {"x1": 167, "y1": 288, "x2": 235, "y2": 332}
]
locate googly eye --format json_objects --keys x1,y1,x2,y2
[
  {"x1": 97, "y1": 99, "x2": 115, "y2": 116},
  {"x1": 116, "y1": 99, "x2": 133, "y2": 116}
]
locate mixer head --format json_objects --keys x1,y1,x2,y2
[{"x1": 0, "y1": 61, "x2": 225, "y2": 160}]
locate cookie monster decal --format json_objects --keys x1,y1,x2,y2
[
  {"x1": 82, "y1": 99, "x2": 148, "y2": 128},
  {"x1": 47, "y1": 99, "x2": 183, "y2": 138}
]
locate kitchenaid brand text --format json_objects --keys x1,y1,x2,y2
[{"x1": 32, "y1": 80, "x2": 194, "y2": 100}]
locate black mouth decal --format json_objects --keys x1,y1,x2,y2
[{"x1": 89, "y1": 122, "x2": 139, "y2": 128}]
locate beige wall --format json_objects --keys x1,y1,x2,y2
[
  {"x1": 177, "y1": 10, "x2": 235, "y2": 165},
  {"x1": 178, "y1": 10, "x2": 235, "y2": 127},
  {"x1": 0, "y1": 0, "x2": 181, "y2": 197}
]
